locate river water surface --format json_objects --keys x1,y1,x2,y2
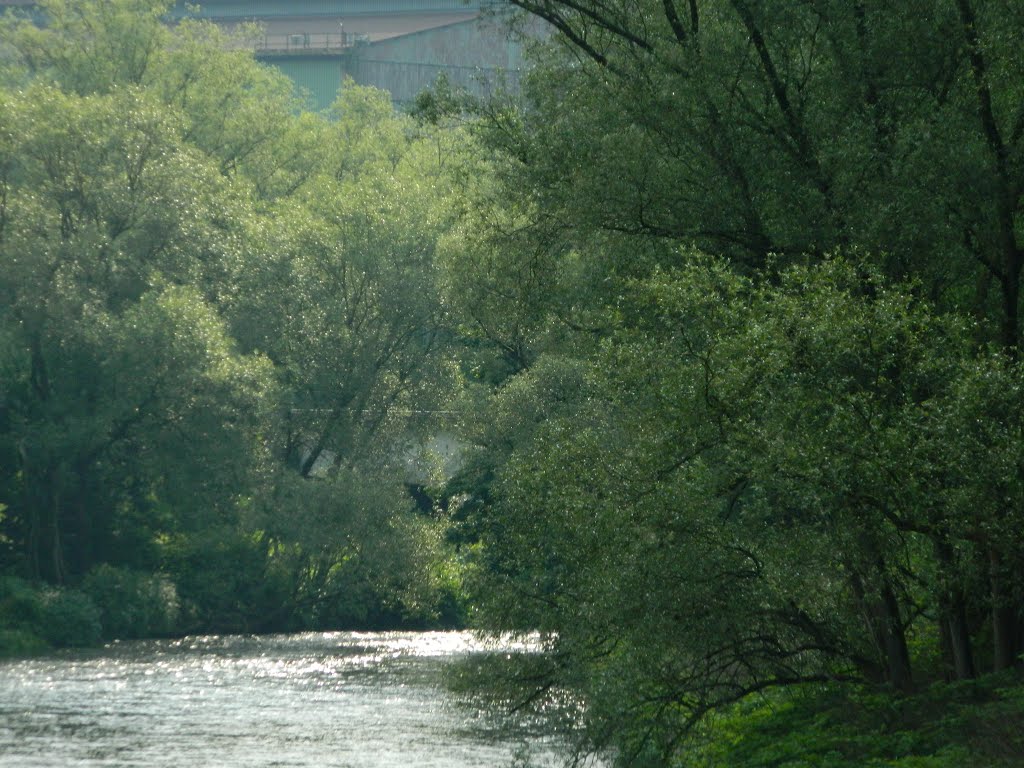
[{"x1": 0, "y1": 631, "x2": 573, "y2": 767}]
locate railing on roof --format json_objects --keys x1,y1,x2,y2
[{"x1": 254, "y1": 32, "x2": 369, "y2": 55}]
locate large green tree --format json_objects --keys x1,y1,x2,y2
[
  {"x1": 485, "y1": 0, "x2": 1022, "y2": 346},
  {"x1": 455, "y1": 256, "x2": 1024, "y2": 762},
  {"x1": 0, "y1": 0, "x2": 463, "y2": 634},
  {"x1": 438, "y1": 0, "x2": 1024, "y2": 762},
  {"x1": 0, "y1": 79, "x2": 275, "y2": 581}
]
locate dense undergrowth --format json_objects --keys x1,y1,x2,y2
[
  {"x1": 695, "y1": 672, "x2": 1024, "y2": 768},
  {"x1": 446, "y1": 645, "x2": 1024, "y2": 767},
  {"x1": 0, "y1": 561, "x2": 467, "y2": 658}
]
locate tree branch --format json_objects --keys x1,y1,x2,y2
[
  {"x1": 662, "y1": 0, "x2": 690, "y2": 44},
  {"x1": 728, "y1": 0, "x2": 835, "y2": 215},
  {"x1": 956, "y1": 0, "x2": 1010, "y2": 184},
  {"x1": 509, "y1": 1, "x2": 609, "y2": 67}
]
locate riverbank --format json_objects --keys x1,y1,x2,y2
[
  {"x1": 690, "y1": 671, "x2": 1024, "y2": 768},
  {"x1": 0, "y1": 576, "x2": 102, "y2": 657},
  {"x1": 419, "y1": 635, "x2": 1024, "y2": 766},
  {"x1": 0, "y1": 572, "x2": 467, "y2": 660}
]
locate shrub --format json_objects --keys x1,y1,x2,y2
[
  {"x1": 81, "y1": 564, "x2": 179, "y2": 640},
  {"x1": 1, "y1": 576, "x2": 103, "y2": 650},
  {"x1": 159, "y1": 530, "x2": 277, "y2": 634},
  {"x1": 0, "y1": 575, "x2": 44, "y2": 628},
  {"x1": 36, "y1": 588, "x2": 102, "y2": 648},
  {"x1": 0, "y1": 628, "x2": 48, "y2": 657}
]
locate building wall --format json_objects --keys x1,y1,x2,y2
[
  {"x1": 176, "y1": 1, "x2": 532, "y2": 109},
  {"x1": 2, "y1": 1, "x2": 534, "y2": 110},
  {"x1": 343, "y1": 14, "x2": 526, "y2": 104},
  {"x1": 273, "y1": 57, "x2": 348, "y2": 110}
]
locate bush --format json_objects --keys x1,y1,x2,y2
[
  {"x1": 0, "y1": 576, "x2": 101, "y2": 652},
  {"x1": 694, "y1": 673, "x2": 1024, "y2": 768},
  {"x1": 160, "y1": 529, "x2": 283, "y2": 634},
  {"x1": 0, "y1": 575, "x2": 44, "y2": 628},
  {"x1": 0, "y1": 628, "x2": 48, "y2": 656},
  {"x1": 81, "y1": 564, "x2": 179, "y2": 640},
  {"x1": 36, "y1": 588, "x2": 102, "y2": 648}
]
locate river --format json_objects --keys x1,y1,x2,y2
[{"x1": 0, "y1": 631, "x2": 579, "y2": 767}]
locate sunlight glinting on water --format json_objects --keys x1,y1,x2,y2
[{"x1": 0, "y1": 631, "x2": 572, "y2": 768}]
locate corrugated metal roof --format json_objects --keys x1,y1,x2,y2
[
  {"x1": 244, "y1": 12, "x2": 478, "y2": 43},
  {"x1": 175, "y1": 1, "x2": 489, "y2": 19}
]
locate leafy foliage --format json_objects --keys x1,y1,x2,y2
[
  {"x1": 434, "y1": 0, "x2": 1024, "y2": 763},
  {"x1": 81, "y1": 564, "x2": 179, "y2": 640},
  {"x1": 0, "y1": 0, "x2": 465, "y2": 639},
  {"x1": 1, "y1": 2, "x2": 1021, "y2": 766}
]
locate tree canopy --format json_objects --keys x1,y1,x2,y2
[
  {"x1": 0, "y1": 0, "x2": 466, "y2": 634},
  {"x1": 1, "y1": 1, "x2": 1022, "y2": 765},
  {"x1": 432, "y1": 0, "x2": 1024, "y2": 763}
]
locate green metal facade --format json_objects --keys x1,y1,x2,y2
[
  {"x1": 345, "y1": 17, "x2": 524, "y2": 104},
  {"x1": 274, "y1": 57, "x2": 347, "y2": 110}
]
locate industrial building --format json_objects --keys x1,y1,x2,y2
[
  {"x1": 182, "y1": 1, "x2": 529, "y2": 107},
  {"x1": 0, "y1": 1, "x2": 533, "y2": 108}
]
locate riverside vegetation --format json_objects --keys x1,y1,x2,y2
[{"x1": 1, "y1": 1, "x2": 1023, "y2": 766}]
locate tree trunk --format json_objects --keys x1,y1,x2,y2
[
  {"x1": 945, "y1": 602, "x2": 976, "y2": 680},
  {"x1": 69, "y1": 462, "x2": 94, "y2": 577},
  {"x1": 879, "y1": 578, "x2": 914, "y2": 693},
  {"x1": 25, "y1": 500, "x2": 41, "y2": 581},
  {"x1": 45, "y1": 472, "x2": 66, "y2": 585},
  {"x1": 990, "y1": 548, "x2": 1019, "y2": 671},
  {"x1": 956, "y1": 0, "x2": 1023, "y2": 355},
  {"x1": 934, "y1": 538, "x2": 976, "y2": 679},
  {"x1": 850, "y1": 567, "x2": 914, "y2": 692}
]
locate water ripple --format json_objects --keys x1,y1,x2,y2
[{"x1": 0, "y1": 631, "x2": 567, "y2": 768}]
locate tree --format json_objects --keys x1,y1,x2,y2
[
  {"x1": 484, "y1": 0, "x2": 1022, "y2": 348},
  {"x1": 0, "y1": 0, "x2": 464, "y2": 638},
  {"x1": 429, "y1": 8, "x2": 1024, "y2": 743},
  {"x1": 458, "y1": 256, "x2": 1024, "y2": 762},
  {"x1": 0, "y1": 0, "x2": 169, "y2": 94},
  {"x1": 0, "y1": 80, "x2": 276, "y2": 581},
  {"x1": 226, "y1": 84, "x2": 454, "y2": 480}
]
